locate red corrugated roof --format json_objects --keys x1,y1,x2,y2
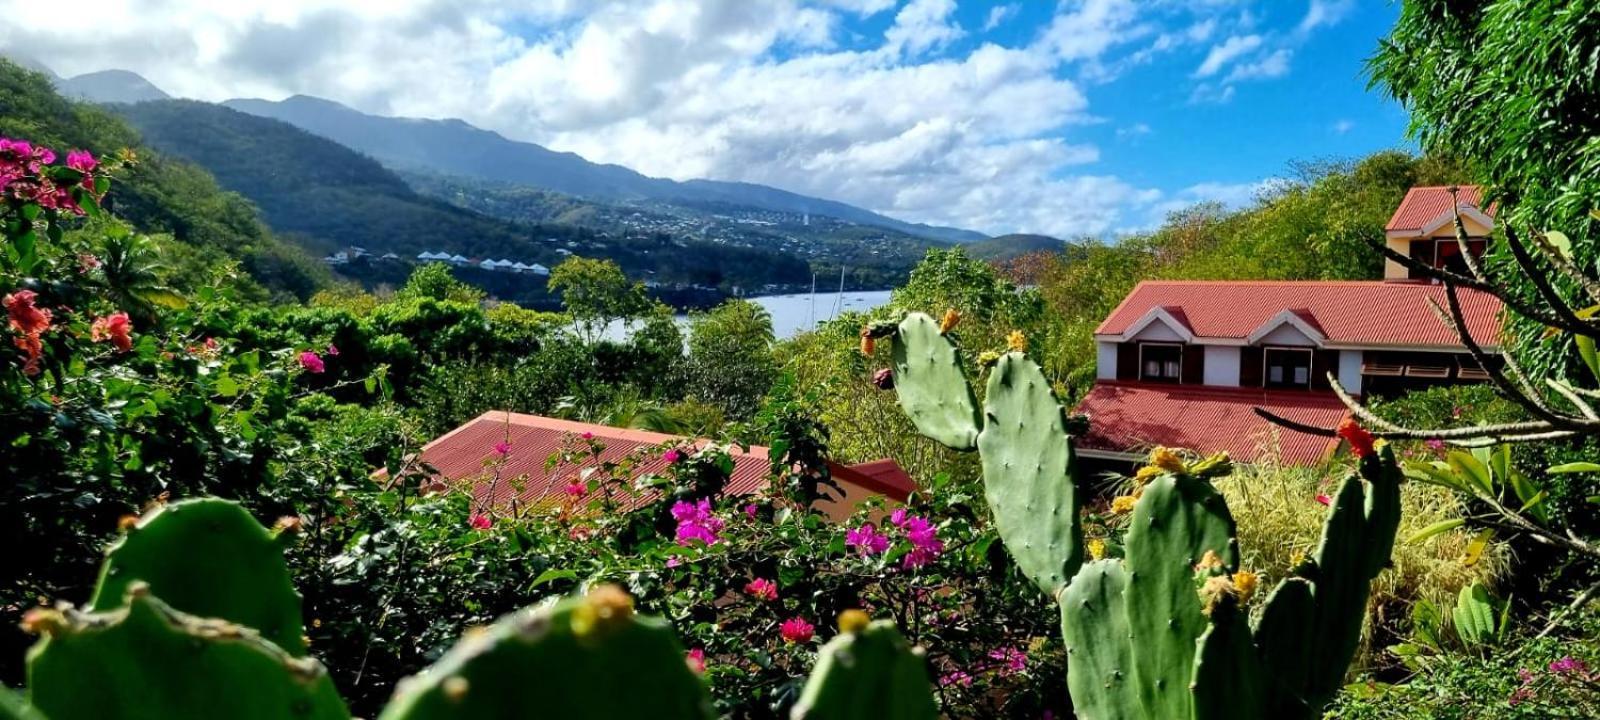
[
  {"x1": 414, "y1": 412, "x2": 912, "y2": 513},
  {"x1": 1074, "y1": 381, "x2": 1349, "y2": 466},
  {"x1": 1094, "y1": 281, "x2": 1503, "y2": 349},
  {"x1": 1385, "y1": 185, "x2": 1493, "y2": 232}
]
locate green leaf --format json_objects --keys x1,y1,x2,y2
[
  {"x1": 1545, "y1": 230, "x2": 1573, "y2": 260},
  {"x1": 1577, "y1": 336, "x2": 1600, "y2": 384},
  {"x1": 1446, "y1": 451, "x2": 1494, "y2": 496},
  {"x1": 1547, "y1": 461, "x2": 1600, "y2": 474},
  {"x1": 1405, "y1": 518, "x2": 1465, "y2": 545},
  {"x1": 215, "y1": 375, "x2": 240, "y2": 398},
  {"x1": 528, "y1": 568, "x2": 577, "y2": 590}
]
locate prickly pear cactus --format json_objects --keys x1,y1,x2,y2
[
  {"x1": 89, "y1": 498, "x2": 307, "y2": 656},
  {"x1": 1060, "y1": 560, "x2": 1138, "y2": 720},
  {"x1": 792, "y1": 614, "x2": 937, "y2": 720},
  {"x1": 978, "y1": 351, "x2": 1082, "y2": 595},
  {"x1": 25, "y1": 586, "x2": 349, "y2": 720},
  {"x1": 889, "y1": 312, "x2": 981, "y2": 450},
  {"x1": 378, "y1": 586, "x2": 714, "y2": 720},
  {"x1": 0, "y1": 688, "x2": 45, "y2": 720}
]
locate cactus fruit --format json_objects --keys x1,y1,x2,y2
[
  {"x1": 89, "y1": 498, "x2": 308, "y2": 656},
  {"x1": 889, "y1": 312, "x2": 981, "y2": 450},
  {"x1": 977, "y1": 351, "x2": 1082, "y2": 595},
  {"x1": 25, "y1": 586, "x2": 349, "y2": 720},
  {"x1": 378, "y1": 585, "x2": 714, "y2": 720},
  {"x1": 791, "y1": 617, "x2": 937, "y2": 720},
  {"x1": 0, "y1": 688, "x2": 45, "y2": 720}
]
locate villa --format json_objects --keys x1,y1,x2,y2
[{"x1": 1073, "y1": 186, "x2": 1503, "y2": 466}]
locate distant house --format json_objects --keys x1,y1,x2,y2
[
  {"x1": 449, "y1": 254, "x2": 470, "y2": 266},
  {"x1": 411, "y1": 412, "x2": 916, "y2": 522},
  {"x1": 478, "y1": 258, "x2": 498, "y2": 271},
  {"x1": 1074, "y1": 186, "x2": 1503, "y2": 466},
  {"x1": 418, "y1": 251, "x2": 450, "y2": 262},
  {"x1": 527, "y1": 263, "x2": 550, "y2": 276},
  {"x1": 1383, "y1": 186, "x2": 1496, "y2": 280}
]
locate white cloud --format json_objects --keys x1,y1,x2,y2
[
  {"x1": 884, "y1": 0, "x2": 963, "y2": 56},
  {"x1": 1224, "y1": 47, "x2": 1290, "y2": 82},
  {"x1": 0, "y1": 0, "x2": 1299, "y2": 237},
  {"x1": 1193, "y1": 34, "x2": 1261, "y2": 78},
  {"x1": 1332, "y1": 119, "x2": 1353, "y2": 134},
  {"x1": 982, "y1": 3, "x2": 1020, "y2": 32},
  {"x1": 1116, "y1": 122, "x2": 1151, "y2": 140},
  {"x1": 1297, "y1": 0, "x2": 1354, "y2": 35}
]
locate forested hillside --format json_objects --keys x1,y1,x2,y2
[{"x1": 0, "y1": 59, "x2": 328, "y2": 300}]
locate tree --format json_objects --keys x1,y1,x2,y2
[
  {"x1": 547, "y1": 256, "x2": 649, "y2": 344},
  {"x1": 396, "y1": 262, "x2": 485, "y2": 304},
  {"x1": 686, "y1": 299, "x2": 777, "y2": 420},
  {"x1": 96, "y1": 228, "x2": 185, "y2": 324}
]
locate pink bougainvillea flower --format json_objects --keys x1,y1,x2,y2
[
  {"x1": 469, "y1": 513, "x2": 492, "y2": 530},
  {"x1": 988, "y1": 647, "x2": 1027, "y2": 674},
  {"x1": 493, "y1": 440, "x2": 512, "y2": 456},
  {"x1": 685, "y1": 648, "x2": 706, "y2": 674},
  {"x1": 671, "y1": 499, "x2": 725, "y2": 547},
  {"x1": 563, "y1": 480, "x2": 585, "y2": 497},
  {"x1": 326, "y1": 343, "x2": 340, "y2": 357},
  {"x1": 663, "y1": 448, "x2": 683, "y2": 463},
  {"x1": 889, "y1": 508, "x2": 908, "y2": 527},
  {"x1": 580, "y1": 431, "x2": 594, "y2": 440},
  {"x1": 938, "y1": 670, "x2": 973, "y2": 688},
  {"x1": 779, "y1": 617, "x2": 814, "y2": 644},
  {"x1": 1315, "y1": 494, "x2": 1331, "y2": 506},
  {"x1": 743, "y1": 503, "x2": 758, "y2": 519},
  {"x1": 846, "y1": 524, "x2": 890, "y2": 556},
  {"x1": 65, "y1": 149, "x2": 97, "y2": 173},
  {"x1": 1550, "y1": 656, "x2": 1588, "y2": 675},
  {"x1": 1425, "y1": 438, "x2": 1445, "y2": 452},
  {"x1": 744, "y1": 578, "x2": 778, "y2": 602},
  {"x1": 665, "y1": 556, "x2": 683, "y2": 568},
  {"x1": 77, "y1": 253, "x2": 101, "y2": 272},
  {"x1": 90, "y1": 312, "x2": 134, "y2": 353},
  {"x1": 299, "y1": 351, "x2": 326, "y2": 374},
  {"x1": 897, "y1": 514, "x2": 945, "y2": 568}
]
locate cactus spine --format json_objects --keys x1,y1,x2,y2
[
  {"x1": 791, "y1": 616, "x2": 938, "y2": 720},
  {"x1": 887, "y1": 313, "x2": 1405, "y2": 719}
]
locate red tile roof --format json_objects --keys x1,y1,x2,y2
[
  {"x1": 1385, "y1": 185, "x2": 1493, "y2": 232},
  {"x1": 415, "y1": 412, "x2": 913, "y2": 513},
  {"x1": 1094, "y1": 281, "x2": 1503, "y2": 349},
  {"x1": 1074, "y1": 381, "x2": 1350, "y2": 466}
]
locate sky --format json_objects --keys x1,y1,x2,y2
[{"x1": 0, "y1": 0, "x2": 1412, "y2": 238}]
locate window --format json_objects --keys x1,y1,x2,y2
[
  {"x1": 1140, "y1": 343, "x2": 1183, "y2": 383},
  {"x1": 1264, "y1": 347, "x2": 1312, "y2": 389}
]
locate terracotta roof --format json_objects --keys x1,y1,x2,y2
[
  {"x1": 1094, "y1": 281, "x2": 1503, "y2": 349},
  {"x1": 1385, "y1": 185, "x2": 1493, "y2": 232},
  {"x1": 1074, "y1": 381, "x2": 1349, "y2": 466},
  {"x1": 414, "y1": 412, "x2": 913, "y2": 513}
]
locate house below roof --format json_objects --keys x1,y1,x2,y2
[
  {"x1": 413, "y1": 411, "x2": 916, "y2": 522},
  {"x1": 1383, "y1": 185, "x2": 1496, "y2": 281}
]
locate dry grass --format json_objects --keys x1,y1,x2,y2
[{"x1": 1213, "y1": 459, "x2": 1508, "y2": 669}]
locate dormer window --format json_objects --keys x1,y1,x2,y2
[
  {"x1": 1264, "y1": 347, "x2": 1313, "y2": 389},
  {"x1": 1139, "y1": 343, "x2": 1183, "y2": 383}
]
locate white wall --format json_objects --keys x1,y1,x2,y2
[
  {"x1": 1096, "y1": 342, "x2": 1118, "y2": 380},
  {"x1": 1338, "y1": 350, "x2": 1364, "y2": 395},
  {"x1": 1203, "y1": 346, "x2": 1241, "y2": 387},
  {"x1": 1258, "y1": 323, "x2": 1318, "y2": 347}
]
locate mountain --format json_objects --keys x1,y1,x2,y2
[
  {"x1": 111, "y1": 100, "x2": 813, "y2": 303},
  {"x1": 964, "y1": 233, "x2": 1068, "y2": 262},
  {"x1": 223, "y1": 94, "x2": 987, "y2": 244},
  {"x1": 0, "y1": 52, "x2": 58, "y2": 81},
  {"x1": 58, "y1": 69, "x2": 170, "y2": 104}
]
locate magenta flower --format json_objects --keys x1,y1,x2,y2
[
  {"x1": 898, "y1": 515, "x2": 945, "y2": 568},
  {"x1": 889, "y1": 508, "x2": 908, "y2": 527},
  {"x1": 469, "y1": 513, "x2": 492, "y2": 530},
  {"x1": 938, "y1": 670, "x2": 973, "y2": 688},
  {"x1": 671, "y1": 499, "x2": 725, "y2": 547},
  {"x1": 846, "y1": 524, "x2": 890, "y2": 556},
  {"x1": 1425, "y1": 438, "x2": 1445, "y2": 452},
  {"x1": 299, "y1": 351, "x2": 325, "y2": 374},
  {"x1": 326, "y1": 343, "x2": 340, "y2": 357},
  {"x1": 563, "y1": 480, "x2": 585, "y2": 497},
  {"x1": 665, "y1": 556, "x2": 683, "y2": 568},
  {"x1": 743, "y1": 504, "x2": 759, "y2": 519},
  {"x1": 493, "y1": 441, "x2": 512, "y2": 456},
  {"x1": 65, "y1": 149, "x2": 97, "y2": 173},
  {"x1": 779, "y1": 617, "x2": 815, "y2": 644},
  {"x1": 988, "y1": 647, "x2": 1027, "y2": 674},
  {"x1": 581, "y1": 431, "x2": 594, "y2": 440},
  {"x1": 1315, "y1": 494, "x2": 1331, "y2": 506},
  {"x1": 686, "y1": 648, "x2": 706, "y2": 674},
  {"x1": 744, "y1": 578, "x2": 778, "y2": 601},
  {"x1": 663, "y1": 448, "x2": 683, "y2": 463},
  {"x1": 1550, "y1": 656, "x2": 1588, "y2": 675}
]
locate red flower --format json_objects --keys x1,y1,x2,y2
[
  {"x1": 469, "y1": 513, "x2": 492, "y2": 530},
  {"x1": 1336, "y1": 418, "x2": 1375, "y2": 458},
  {"x1": 685, "y1": 648, "x2": 706, "y2": 674},
  {"x1": 90, "y1": 312, "x2": 134, "y2": 352},
  {"x1": 4, "y1": 290, "x2": 51, "y2": 336},
  {"x1": 744, "y1": 578, "x2": 778, "y2": 602},
  {"x1": 1315, "y1": 494, "x2": 1331, "y2": 506},
  {"x1": 780, "y1": 617, "x2": 814, "y2": 644}
]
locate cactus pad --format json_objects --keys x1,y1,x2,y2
[
  {"x1": 26, "y1": 588, "x2": 348, "y2": 720},
  {"x1": 378, "y1": 586, "x2": 713, "y2": 720},
  {"x1": 977, "y1": 351, "x2": 1082, "y2": 595},
  {"x1": 1060, "y1": 560, "x2": 1138, "y2": 720},
  {"x1": 889, "y1": 313, "x2": 981, "y2": 450},
  {"x1": 0, "y1": 689, "x2": 45, "y2": 720},
  {"x1": 791, "y1": 619, "x2": 937, "y2": 720},
  {"x1": 1190, "y1": 601, "x2": 1264, "y2": 720},
  {"x1": 89, "y1": 498, "x2": 306, "y2": 656}
]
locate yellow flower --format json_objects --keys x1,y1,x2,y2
[
  {"x1": 1087, "y1": 538, "x2": 1106, "y2": 560},
  {"x1": 1231, "y1": 571, "x2": 1259, "y2": 603},
  {"x1": 838, "y1": 609, "x2": 871, "y2": 635},
  {"x1": 1150, "y1": 447, "x2": 1186, "y2": 474},
  {"x1": 939, "y1": 308, "x2": 961, "y2": 334},
  {"x1": 1133, "y1": 465, "x2": 1164, "y2": 484},
  {"x1": 1110, "y1": 495, "x2": 1137, "y2": 514},
  {"x1": 1290, "y1": 551, "x2": 1307, "y2": 567},
  {"x1": 1194, "y1": 549, "x2": 1225, "y2": 573},
  {"x1": 978, "y1": 350, "x2": 1002, "y2": 367},
  {"x1": 1006, "y1": 330, "x2": 1027, "y2": 352}
]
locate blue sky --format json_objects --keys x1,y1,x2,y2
[{"x1": 0, "y1": 0, "x2": 1416, "y2": 237}]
